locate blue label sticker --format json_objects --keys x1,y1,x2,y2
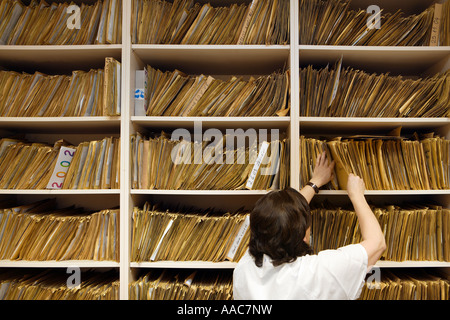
[{"x1": 135, "y1": 89, "x2": 145, "y2": 100}]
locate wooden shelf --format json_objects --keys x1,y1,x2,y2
[
  {"x1": 0, "y1": 117, "x2": 121, "y2": 133},
  {"x1": 131, "y1": 189, "x2": 450, "y2": 196},
  {"x1": 130, "y1": 260, "x2": 450, "y2": 269},
  {"x1": 0, "y1": 189, "x2": 121, "y2": 195},
  {"x1": 299, "y1": 117, "x2": 450, "y2": 130},
  {"x1": 0, "y1": 260, "x2": 119, "y2": 268},
  {"x1": 132, "y1": 116, "x2": 290, "y2": 130},
  {"x1": 375, "y1": 261, "x2": 450, "y2": 268},
  {"x1": 131, "y1": 261, "x2": 237, "y2": 269},
  {"x1": 131, "y1": 189, "x2": 270, "y2": 196}
]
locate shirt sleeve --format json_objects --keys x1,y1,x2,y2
[
  {"x1": 232, "y1": 267, "x2": 243, "y2": 300},
  {"x1": 317, "y1": 243, "x2": 369, "y2": 300}
]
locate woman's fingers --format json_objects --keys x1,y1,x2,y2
[
  {"x1": 329, "y1": 159, "x2": 335, "y2": 170},
  {"x1": 315, "y1": 154, "x2": 320, "y2": 167},
  {"x1": 316, "y1": 152, "x2": 326, "y2": 167},
  {"x1": 316, "y1": 152, "x2": 335, "y2": 171}
]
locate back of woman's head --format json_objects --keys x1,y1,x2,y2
[{"x1": 248, "y1": 187, "x2": 313, "y2": 267}]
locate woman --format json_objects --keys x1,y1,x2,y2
[{"x1": 233, "y1": 153, "x2": 386, "y2": 300}]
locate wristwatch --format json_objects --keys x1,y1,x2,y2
[{"x1": 306, "y1": 181, "x2": 320, "y2": 194}]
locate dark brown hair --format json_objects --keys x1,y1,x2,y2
[{"x1": 248, "y1": 187, "x2": 313, "y2": 267}]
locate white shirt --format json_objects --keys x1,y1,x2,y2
[{"x1": 233, "y1": 244, "x2": 368, "y2": 300}]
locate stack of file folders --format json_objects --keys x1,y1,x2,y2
[
  {"x1": 0, "y1": 137, "x2": 120, "y2": 190},
  {"x1": 143, "y1": 65, "x2": 290, "y2": 117},
  {"x1": 0, "y1": 269, "x2": 119, "y2": 300},
  {"x1": 0, "y1": 0, "x2": 122, "y2": 45},
  {"x1": 299, "y1": 0, "x2": 449, "y2": 46},
  {"x1": 359, "y1": 269, "x2": 449, "y2": 300},
  {"x1": 299, "y1": 61, "x2": 450, "y2": 117},
  {"x1": 131, "y1": 202, "x2": 250, "y2": 262},
  {"x1": 310, "y1": 204, "x2": 449, "y2": 262},
  {"x1": 130, "y1": 269, "x2": 233, "y2": 300},
  {"x1": 132, "y1": 0, "x2": 290, "y2": 45},
  {"x1": 0, "y1": 58, "x2": 121, "y2": 117},
  {"x1": 300, "y1": 133, "x2": 449, "y2": 191},
  {"x1": 131, "y1": 132, "x2": 289, "y2": 190},
  {"x1": 0, "y1": 199, "x2": 119, "y2": 261}
]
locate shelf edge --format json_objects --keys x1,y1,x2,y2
[
  {"x1": 0, "y1": 189, "x2": 121, "y2": 195},
  {"x1": 129, "y1": 260, "x2": 450, "y2": 269},
  {"x1": 0, "y1": 260, "x2": 120, "y2": 268}
]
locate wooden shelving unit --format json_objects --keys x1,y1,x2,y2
[{"x1": 0, "y1": 0, "x2": 448, "y2": 300}]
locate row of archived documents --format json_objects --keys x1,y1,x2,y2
[
  {"x1": 2, "y1": 60, "x2": 449, "y2": 118},
  {"x1": 0, "y1": 268, "x2": 448, "y2": 300},
  {"x1": 0, "y1": 137, "x2": 120, "y2": 190},
  {"x1": 0, "y1": 130, "x2": 448, "y2": 191},
  {"x1": 132, "y1": 130, "x2": 449, "y2": 191},
  {"x1": 139, "y1": 62, "x2": 449, "y2": 117},
  {"x1": 0, "y1": 199, "x2": 448, "y2": 300},
  {"x1": 0, "y1": 58, "x2": 121, "y2": 117},
  {"x1": 2, "y1": 0, "x2": 448, "y2": 46},
  {"x1": 0, "y1": 199, "x2": 448, "y2": 263},
  {"x1": 0, "y1": 0, "x2": 122, "y2": 45},
  {"x1": 134, "y1": 0, "x2": 450, "y2": 46}
]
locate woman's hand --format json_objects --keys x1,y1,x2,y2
[
  {"x1": 310, "y1": 152, "x2": 335, "y2": 188},
  {"x1": 346, "y1": 173, "x2": 366, "y2": 200}
]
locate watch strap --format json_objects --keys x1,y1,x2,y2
[{"x1": 306, "y1": 181, "x2": 320, "y2": 194}]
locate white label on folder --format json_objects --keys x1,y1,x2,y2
[
  {"x1": 226, "y1": 215, "x2": 250, "y2": 261},
  {"x1": 430, "y1": 3, "x2": 442, "y2": 46},
  {"x1": 238, "y1": 0, "x2": 258, "y2": 44},
  {"x1": 246, "y1": 141, "x2": 269, "y2": 189},
  {"x1": 150, "y1": 219, "x2": 174, "y2": 261},
  {"x1": 183, "y1": 75, "x2": 214, "y2": 115},
  {"x1": 184, "y1": 272, "x2": 197, "y2": 286},
  {"x1": 46, "y1": 146, "x2": 76, "y2": 189}
]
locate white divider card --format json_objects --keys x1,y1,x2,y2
[
  {"x1": 430, "y1": 3, "x2": 442, "y2": 46},
  {"x1": 150, "y1": 219, "x2": 174, "y2": 261},
  {"x1": 246, "y1": 141, "x2": 269, "y2": 189},
  {"x1": 226, "y1": 215, "x2": 250, "y2": 261},
  {"x1": 47, "y1": 146, "x2": 77, "y2": 189}
]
